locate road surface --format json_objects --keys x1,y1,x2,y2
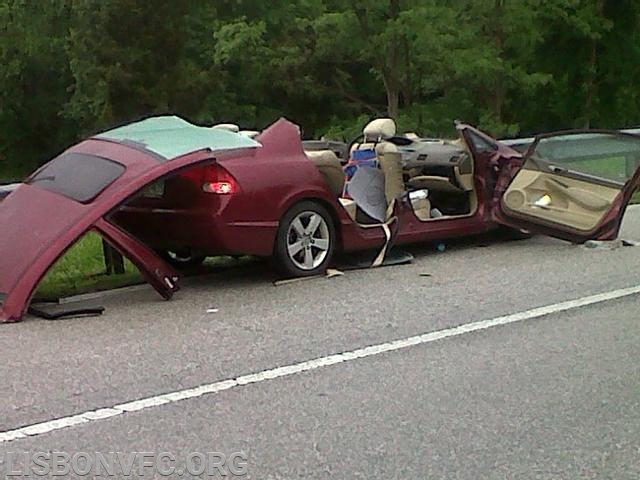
[{"x1": 0, "y1": 207, "x2": 639, "y2": 478}]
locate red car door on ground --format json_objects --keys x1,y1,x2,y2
[{"x1": 492, "y1": 131, "x2": 640, "y2": 242}]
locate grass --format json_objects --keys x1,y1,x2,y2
[
  {"x1": 32, "y1": 231, "x2": 256, "y2": 300},
  {"x1": 34, "y1": 232, "x2": 144, "y2": 300},
  {"x1": 556, "y1": 156, "x2": 640, "y2": 204}
]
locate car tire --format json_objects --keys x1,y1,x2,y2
[
  {"x1": 274, "y1": 201, "x2": 336, "y2": 277},
  {"x1": 157, "y1": 248, "x2": 206, "y2": 269}
]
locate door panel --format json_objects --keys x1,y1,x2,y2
[
  {"x1": 502, "y1": 167, "x2": 621, "y2": 232},
  {"x1": 495, "y1": 130, "x2": 640, "y2": 242}
]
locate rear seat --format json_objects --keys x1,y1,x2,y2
[{"x1": 305, "y1": 150, "x2": 345, "y2": 197}]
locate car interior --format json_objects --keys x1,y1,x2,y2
[{"x1": 304, "y1": 118, "x2": 479, "y2": 225}]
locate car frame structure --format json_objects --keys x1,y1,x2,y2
[{"x1": 2, "y1": 115, "x2": 640, "y2": 322}]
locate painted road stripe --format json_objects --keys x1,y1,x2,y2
[{"x1": 1, "y1": 284, "x2": 639, "y2": 444}]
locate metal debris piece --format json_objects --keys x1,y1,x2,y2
[
  {"x1": 325, "y1": 269, "x2": 344, "y2": 278},
  {"x1": 622, "y1": 239, "x2": 640, "y2": 247}
]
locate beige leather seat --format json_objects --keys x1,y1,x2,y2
[
  {"x1": 305, "y1": 150, "x2": 345, "y2": 197},
  {"x1": 352, "y1": 119, "x2": 405, "y2": 207}
]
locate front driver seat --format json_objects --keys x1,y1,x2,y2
[{"x1": 352, "y1": 118, "x2": 404, "y2": 208}]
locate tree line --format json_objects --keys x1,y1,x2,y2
[{"x1": 1, "y1": 0, "x2": 639, "y2": 176}]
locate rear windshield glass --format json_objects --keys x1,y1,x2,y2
[{"x1": 27, "y1": 153, "x2": 126, "y2": 203}]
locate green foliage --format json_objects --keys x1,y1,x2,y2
[
  {"x1": 1, "y1": 0, "x2": 640, "y2": 178},
  {"x1": 34, "y1": 232, "x2": 142, "y2": 299}
]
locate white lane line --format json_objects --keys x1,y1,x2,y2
[{"x1": 2, "y1": 284, "x2": 639, "y2": 444}]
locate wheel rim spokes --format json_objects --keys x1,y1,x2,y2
[
  {"x1": 305, "y1": 214, "x2": 322, "y2": 236},
  {"x1": 286, "y1": 211, "x2": 330, "y2": 271},
  {"x1": 303, "y1": 246, "x2": 314, "y2": 269},
  {"x1": 291, "y1": 217, "x2": 306, "y2": 237},
  {"x1": 288, "y1": 240, "x2": 305, "y2": 257}
]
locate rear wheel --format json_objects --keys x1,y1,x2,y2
[{"x1": 274, "y1": 201, "x2": 335, "y2": 277}]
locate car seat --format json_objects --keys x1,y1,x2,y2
[
  {"x1": 351, "y1": 118, "x2": 405, "y2": 210},
  {"x1": 305, "y1": 150, "x2": 345, "y2": 197}
]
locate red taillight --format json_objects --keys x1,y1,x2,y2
[{"x1": 201, "y1": 164, "x2": 240, "y2": 195}]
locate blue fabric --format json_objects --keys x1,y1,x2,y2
[{"x1": 351, "y1": 148, "x2": 376, "y2": 161}]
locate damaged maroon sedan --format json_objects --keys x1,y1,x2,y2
[{"x1": 2, "y1": 115, "x2": 640, "y2": 323}]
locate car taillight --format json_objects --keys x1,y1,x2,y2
[{"x1": 201, "y1": 164, "x2": 240, "y2": 194}]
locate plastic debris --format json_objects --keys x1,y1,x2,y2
[
  {"x1": 325, "y1": 269, "x2": 344, "y2": 278},
  {"x1": 206, "y1": 308, "x2": 219, "y2": 313},
  {"x1": 583, "y1": 239, "x2": 623, "y2": 250}
]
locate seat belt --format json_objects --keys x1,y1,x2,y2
[{"x1": 371, "y1": 199, "x2": 398, "y2": 268}]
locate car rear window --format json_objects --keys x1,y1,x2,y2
[{"x1": 27, "y1": 153, "x2": 126, "y2": 203}]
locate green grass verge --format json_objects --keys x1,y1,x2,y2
[
  {"x1": 34, "y1": 232, "x2": 144, "y2": 300},
  {"x1": 32, "y1": 232, "x2": 257, "y2": 300}
]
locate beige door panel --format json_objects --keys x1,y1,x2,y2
[
  {"x1": 502, "y1": 169, "x2": 621, "y2": 232},
  {"x1": 544, "y1": 177, "x2": 611, "y2": 211}
]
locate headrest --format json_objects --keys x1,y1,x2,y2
[
  {"x1": 363, "y1": 118, "x2": 396, "y2": 142},
  {"x1": 239, "y1": 130, "x2": 260, "y2": 139},
  {"x1": 212, "y1": 123, "x2": 240, "y2": 133}
]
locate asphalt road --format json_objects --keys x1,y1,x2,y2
[{"x1": 1, "y1": 207, "x2": 639, "y2": 479}]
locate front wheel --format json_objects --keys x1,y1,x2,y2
[{"x1": 274, "y1": 201, "x2": 336, "y2": 277}]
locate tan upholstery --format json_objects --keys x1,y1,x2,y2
[
  {"x1": 376, "y1": 142, "x2": 404, "y2": 203},
  {"x1": 363, "y1": 118, "x2": 396, "y2": 141},
  {"x1": 212, "y1": 123, "x2": 240, "y2": 132},
  {"x1": 502, "y1": 168, "x2": 621, "y2": 231},
  {"x1": 305, "y1": 150, "x2": 345, "y2": 197},
  {"x1": 406, "y1": 175, "x2": 464, "y2": 193},
  {"x1": 346, "y1": 118, "x2": 405, "y2": 219},
  {"x1": 410, "y1": 193, "x2": 431, "y2": 221},
  {"x1": 239, "y1": 130, "x2": 260, "y2": 139}
]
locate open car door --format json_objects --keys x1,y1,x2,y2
[{"x1": 494, "y1": 131, "x2": 640, "y2": 242}]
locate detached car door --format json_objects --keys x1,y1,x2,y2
[{"x1": 493, "y1": 130, "x2": 640, "y2": 242}]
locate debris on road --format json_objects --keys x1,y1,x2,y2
[
  {"x1": 206, "y1": 308, "x2": 219, "y2": 314},
  {"x1": 583, "y1": 239, "x2": 624, "y2": 250},
  {"x1": 28, "y1": 304, "x2": 105, "y2": 321},
  {"x1": 274, "y1": 268, "x2": 345, "y2": 286},
  {"x1": 326, "y1": 269, "x2": 344, "y2": 278}
]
